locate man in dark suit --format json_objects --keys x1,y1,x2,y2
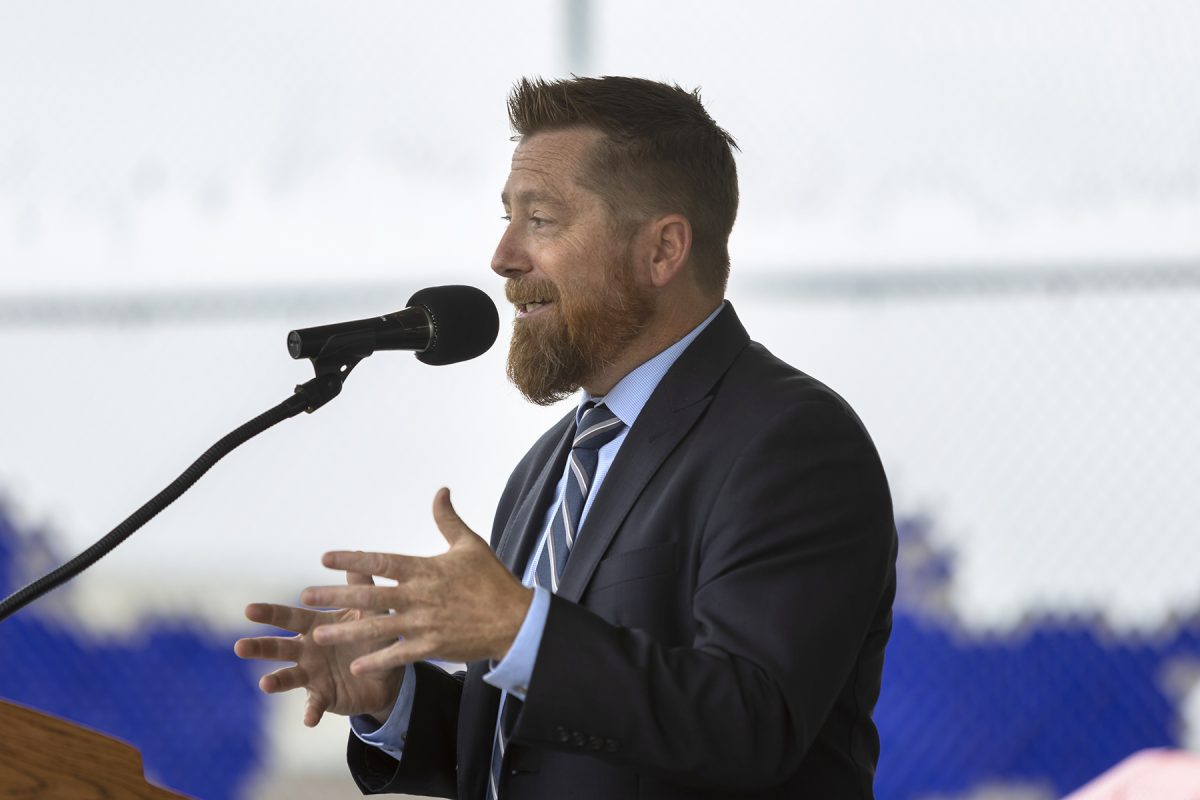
[{"x1": 236, "y1": 76, "x2": 897, "y2": 799}]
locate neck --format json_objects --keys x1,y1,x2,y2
[{"x1": 582, "y1": 296, "x2": 722, "y2": 396}]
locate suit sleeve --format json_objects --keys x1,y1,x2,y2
[
  {"x1": 346, "y1": 661, "x2": 464, "y2": 797},
  {"x1": 508, "y1": 398, "x2": 896, "y2": 791}
]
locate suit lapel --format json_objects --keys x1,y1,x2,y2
[
  {"x1": 462, "y1": 420, "x2": 571, "y2": 800},
  {"x1": 494, "y1": 417, "x2": 574, "y2": 574},
  {"x1": 557, "y1": 395, "x2": 711, "y2": 602},
  {"x1": 557, "y1": 303, "x2": 751, "y2": 602},
  {"x1": 461, "y1": 305, "x2": 749, "y2": 795}
]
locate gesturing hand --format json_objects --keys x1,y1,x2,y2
[
  {"x1": 234, "y1": 569, "x2": 402, "y2": 727},
  {"x1": 299, "y1": 487, "x2": 534, "y2": 675}
]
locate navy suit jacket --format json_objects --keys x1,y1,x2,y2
[{"x1": 348, "y1": 303, "x2": 897, "y2": 798}]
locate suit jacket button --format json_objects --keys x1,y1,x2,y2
[
  {"x1": 588, "y1": 736, "x2": 603, "y2": 750},
  {"x1": 605, "y1": 738, "x2": 618, "y2": 752},
  {"x1": 555, "y1": 726, "x2": 570, "y2": 743},
  {"x1": 572, "y1": 731, "x2": 586, "y2": 747}
]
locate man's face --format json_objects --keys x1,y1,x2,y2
[{"x1": 492, "y1": 128, "x2": 652, "y2": 405}]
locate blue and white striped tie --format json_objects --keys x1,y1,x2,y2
[{"x1": 487, "y1": 402, "x2": 624, "y2": 799}]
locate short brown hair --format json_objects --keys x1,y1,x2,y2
[{"x1": 508, "y1": 76, "x2": 739, "y2": 295}]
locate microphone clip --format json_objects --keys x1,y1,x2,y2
[{"x1": 292, "y1": 332, "x2": 377, "y2": 414}]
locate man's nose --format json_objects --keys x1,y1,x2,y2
[{"x1": 491, "y1": 225, "x2": 531, "y2": 279}]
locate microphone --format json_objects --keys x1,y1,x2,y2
[{"x1": 287, "y1": 285, "x2": 500, "y2": 366}]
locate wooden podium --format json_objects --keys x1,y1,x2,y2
[{"x1": 0, "y1": 700, "x2": 187, "y2": 798}]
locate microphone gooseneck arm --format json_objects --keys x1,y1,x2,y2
[
  {"x1": 0, "y1": 284, "x2": 499, "y2": 623},
  {"x1": 0, "y1": 361, "x2": 353, "y2": 623}
]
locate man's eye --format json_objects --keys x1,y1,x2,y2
[
  {"x1": 501, "y1": 214, "x2": 512, "y2": 222},
  {"x1": 530, "y1": 216, "x2": 549, "y2": 228}
]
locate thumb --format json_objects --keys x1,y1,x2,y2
[{"x1": 432, "y1": 487, "x2": 473, "y2": 547}]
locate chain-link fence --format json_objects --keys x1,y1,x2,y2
[
  {"x1": 3, "y1": 265, "x2": 1198, "y2": 798},
  {"x1": 746, "y1": 266, "x2": 1200, "y2": 799}
]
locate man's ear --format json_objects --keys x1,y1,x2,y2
[{"x1": 644, "y1": 214, "x2": 693, "y2": 289}]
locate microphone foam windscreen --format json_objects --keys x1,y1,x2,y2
[{"x1": 407, "y1": 285, "x2": 500, "y2": 366}]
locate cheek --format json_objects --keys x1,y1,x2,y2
[
  {"x1": 534, "y1": 225, "x2": 625, "y2": 296},
  {"x1": 542, "y1": 245, "x2": 593, "y2": 290}
]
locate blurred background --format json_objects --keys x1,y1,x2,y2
[{"x1": 2, "y1": 1, "x2": 1198, "y2": 798}]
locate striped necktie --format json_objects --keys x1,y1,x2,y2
[
  {"x1": 487, "y1": 402, "x2": 625, "y2": 800},
  {"x1": 534, "y1": 403, "x2": 624, "y2": 592}
]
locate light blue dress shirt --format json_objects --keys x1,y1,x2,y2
[{"x1": 352, "y1": 302, "x2": 725, "y2": 756}]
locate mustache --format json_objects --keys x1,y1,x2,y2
[{"x1": 505, "y1": 279, "x2": 561, "y2": 306}]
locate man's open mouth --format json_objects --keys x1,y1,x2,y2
[{"x1": 517, "y1": 301, "x2": 552, "y2": 318}]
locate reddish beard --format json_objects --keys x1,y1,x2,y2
[{"x1": 506, "y1": 257, "x2": 652, "y2": 405}]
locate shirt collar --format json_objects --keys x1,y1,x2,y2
[{"x1": 580, "y1": 301, "x2": 726, "y2": 428}]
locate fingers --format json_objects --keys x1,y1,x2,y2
[
  {"x1": 244, "y1": 602, "x2": 316, "y2": 634},
  {"x1": 321, "y1": 550, "x2": 418, "y2": 580},
  {"x1": 258, "y1": 665, "x2": 310, "y2": 694},
  {"x1": 346, "y1": 570, "x2": 375, "y2": 586},
  {"x1": 303, "y1": 693, "x2": 328, "y2": 728},
  {"x1": 432, "y1": 487, "x2": 472, "y2": 546},
  {"x1": 265, "y1": 676, "x2": 333, "y2": 729},
  {"x1": 311, "y1": 614, "x2": 402, "y2": 647},
  {"x1": 343, "y1": 570, "x2": 390, "y2": 617},
  {"x1": 350, "y1": 638, "x2": 426, "y2": 675},
  {"x1": 300, "y1": 583, "x2": 399, "y2": 611},
  {"x1": 234, "y1": 635, "x2": 303, "y2": 662},
  {"x1": 320, "y1": 489, "x2": 483, "y2": 581}
]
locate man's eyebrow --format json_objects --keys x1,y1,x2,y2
[{"x1": 500, "y1": 189, "x2": 567, "y2": 208}]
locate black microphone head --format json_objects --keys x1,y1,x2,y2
[{"x1": 406, "y1": 285, "x2": 500, "y2": 366}]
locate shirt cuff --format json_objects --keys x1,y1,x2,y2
[
  {"x1": 483, "y1": 585, "x2": 550, "y2": 701},
  {"x1": 349, "y1": 663, "x2": 418, "y2": 758}
]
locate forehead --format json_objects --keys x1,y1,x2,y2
[{"x1": 501, "y1": 127, "x2": 605, "y2": 207}]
